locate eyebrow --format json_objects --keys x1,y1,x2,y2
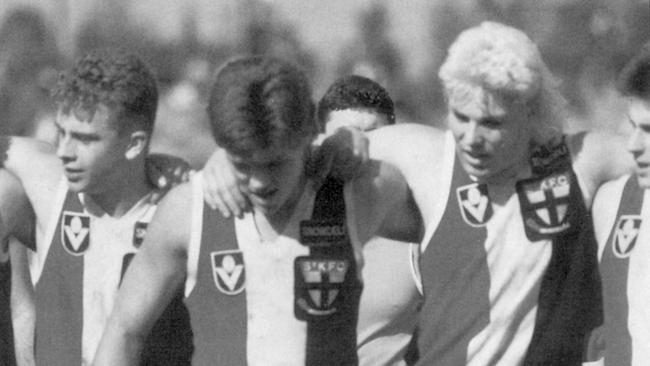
[{"x1": 54, "y1": 121, "x2": 101, "y2": 140}]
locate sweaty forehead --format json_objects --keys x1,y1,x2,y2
[{"x1": 325, "y1": 108, "x2": 389, "y2": 133}]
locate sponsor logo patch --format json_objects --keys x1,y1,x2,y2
[
  {"x1": 294, "y1": 256, "x2": 350, "y2": 319},
  {"x1": 456, "y1": 183, "x2": 493, "y2": 227},
  {"x1": 516, "y1": 171, "x2": 572, "y2": 241},
  {"x1": 132, "y1": 221, "x2": 148, "y2": 248},
  {"x1": 613, "y1": 215, "x2": 642, "y2": 258},
  {"x1": 300, "y1": 220, "x2": 347, "y2": 247},
  {"x1": 61, "y1": 211, "x2": 90, "y2": 256},
  {"x1": 211, "y1": 250, "x2": 245, "y2": 295}
]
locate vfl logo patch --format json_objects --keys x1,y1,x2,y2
[
  {"x1": 132, "y1": 221, "x2": 148, "y2": 248},
  {"x1": 211, "y1": 250, "x2": 245, "y2": 295},
  {"x1": 456, "y1": 183, "x2": 493, "y2": 227},
  {"x1": 294, "y1": 256, "x2": 349, "y2": 319},
  {"x1": 516, "y1": 172, "x2": 572, "y2": 241},
  {"x1": 300, "y1": 220, "x2": 347, "y2": 247},
  {"x1": 613, "y1": 215, "x2": 642, "y2": 258},
  {"x1": 61, "y1": 211, "x2": 90, "y2": 256}
]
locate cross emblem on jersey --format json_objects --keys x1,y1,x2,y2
[
  {"x1": 456, "y1": 183, "x2": 493, "y2": 227},
  {"x1": 61, "y1": 211, "x2": 91, "y2": 256},
  {"x1": 613, "y1": 215, "x2": 642, "y2": 258},
  {"x1": 516, "y1": 171, "x2": 572, "y2": 240},
  {"x1": 211, "y1": 250, "x2": 245, "y2": 295},
  {"x1": 294, "y1": 257, "x2": 349, "y2": 319}
]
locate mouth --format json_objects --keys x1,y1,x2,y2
[
  {"x1": 63, "y1": 168, "x2": 84, "y2": 181},
  {"x1": 461, "y1": 149, "x2": 490, "y2": 165}
]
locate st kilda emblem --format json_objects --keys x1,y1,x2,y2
[
  {"x1": 294, "y1": 256, "x2": 350, "y2": 319},
  {"x1": 456, "y1": 183, "x2": 493, "y2": 227},
  {"x1": 613, "y1": 215, "x2": 642, "y2": 258},
  {"x1": 516, "y1": 171, "x2": 572, "y2": 241},
  {"x1": 211, "y1": 250, "x2": 245, "y2": 295},
  {"x1": 61, "y1": 211, "x2": 91, "y2": 256}
]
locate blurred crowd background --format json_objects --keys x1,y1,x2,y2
[{"x1": 0, "y1": 0, "x2": 648, "y2": 168}]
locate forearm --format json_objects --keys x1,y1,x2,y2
[
  {"x1": 92, "y1": 323, "x2": 145, "y2": 366},
  {"x1": 12, "y1": 303, "x2": 35, "y2": 366},
  {"x1": 10, "y1": 240, "x2": 35, "y2": 366}
]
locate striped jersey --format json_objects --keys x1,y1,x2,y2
[
  {"x1": 416, "y1": 132, "x2": 601, "y2": 366},
  {"x1": 594, "y1": 175, "x2": 650, "y2": 366}
]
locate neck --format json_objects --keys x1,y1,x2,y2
[
  {"x1": 254, "y1": 173, "x2": 309, "y2": 241},
  {"x1": 87, "y1": 161, "x2": 152, "y2": 217},
  {"x1": 482, "y1": 156, "x2": 531, "y2": 186}
]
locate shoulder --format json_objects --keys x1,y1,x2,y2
[
  {"x1": 368, "y1": 123, "x2": 446, "y2": 161},
  {"x1": 4, "y1": 136, "x2": 61, "y2": 192},
  {"x1": 146, "y1": 180, "x2": 195, "y2": 254},
  {"x1": 592, "y1": 175, "x2": 630, "y2": 248},
  {"x1": 567, "y1": 130, "x2": 633, "y2": 206}
]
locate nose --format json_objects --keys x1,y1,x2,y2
[
  {"x1": 56, "y1": 135, "x2": 76, "y2": 162},
  {"x1": 463, "y1": 120, "x2": 483, "y2": 148},
  {"x1": 627, "y1": 127, "x2": 644, "y2": 155}
]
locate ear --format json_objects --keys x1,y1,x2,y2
[{"x1": 124, "y1": 131, "x2": 149, "y2": 160}]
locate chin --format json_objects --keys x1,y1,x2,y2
[{"x1": 635, "y1": 173, "x2": 650, "y2": 190}]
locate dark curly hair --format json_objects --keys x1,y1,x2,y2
[
  {"x1": 207, "y1": 56, "x2": 316, "y2": 156},
  {"x1": 618, "y1": 40, "x2": 650, "y2": 99},
  {"x1": 52, "y1": 49, "x2": 158, "y2": 134},
  {"x1": 316, "y1": 75, "x2": 394, "y2": 130}
]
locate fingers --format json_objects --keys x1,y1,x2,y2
[{"x1": 202, "y1": 148, "x2": 249, "y2": 218}]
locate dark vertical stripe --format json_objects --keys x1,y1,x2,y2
[
  {"x1": 34, "y1": 191, "x2": 84, "y2": 366},
  {"x1": 523, "y1": 170, "x2": 602, "y2": 365},
  {"x1": 0, "y1": 260, "x2": 15, "y2": 366},
  {"x1": 600, "y1": 177, "x2": 642, "y2": 366},
  {"x1": 416, "y1": 155, "x2": 491, "y2": 366},
  {"x1": 184, "y1": 203, "x2": 247, "y2": 365},
  {"x1": 304, "y1": 178, "x2": 360, "y2": 366}
]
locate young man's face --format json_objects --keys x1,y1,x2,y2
[
  {"x1": 324, "y1": 108, "x2": 390, "y2": 134},
  {"x1": 227, "y1": 139, "x2": 311, "y2": 216},
  {"x1": 55, "y1": 105, "x2": 131, "y2": 194},
  {"x1": 447, "y1": 88, "x2": 532, "y2": 183},
  {"x1": 627, "y1": 98, "x2": 650, "y2": 189}
]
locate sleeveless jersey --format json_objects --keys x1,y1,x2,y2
[
  {"x1": 417, "y1": 134, "x2": 602, "y2": 366},
  {"x1": 598, "y1": 175, "x2": 650, "y2": 366},
  {"x1": 33, "y1": 181, "x2": 192, "y2": 366},
  {"x1": 184, "y1": 174, "x2": 363, "y2": 365}
]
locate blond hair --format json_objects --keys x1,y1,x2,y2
[{"x1": 439, "y1": 21, "x2": 566, "y2": 145}]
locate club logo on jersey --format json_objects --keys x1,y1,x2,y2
[
  {"x1": 300, "y1": 220, "x2": 347, "y2": 247},
  {"x1": 294, "y1": 256, "x2": 350, "y2": 319},
  {"x1": 613, "y1": 215, "x2": 642, "y2": 258},
  {"x1": 211, "y1": 250, "x2": 245, "y2": 295},
  {"x1": 457, "y1": 183, "x2": 493, "y2": 227},
  {"x1": 132, "y1": 221, "x2": 148, "y2": 248},
  {"x1": 61, "y1": 211, "x2": 90, "y2": 256},
  {"x1": 516, "y1": 171, "x2": 572, "y2": 241}
]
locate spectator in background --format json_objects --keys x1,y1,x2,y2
[
  {"x1": 318, "y1": 75, "x2": 422, "y2": 366},
  {"x1": 0, "y1": 7, "x2": 60, "y2": 142}
]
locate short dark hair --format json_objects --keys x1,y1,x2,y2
[
  {"x1": 618, "y1": 40, "x2": 650, "y2": 99},
  {"x1": 52, "y1": 49, "x2": 158, "y2": 134},
  {"x1": 207, "y1": 56, "x2": 316, "y2": 156},
  {"x1": 317, "y1": 75, "x2": 395, "y2": 129}
]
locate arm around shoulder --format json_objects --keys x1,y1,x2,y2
[{"x1": 93, "y1": 182, "x2": 193, "y2": 366}]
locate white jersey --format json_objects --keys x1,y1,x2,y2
[{"x1": 34, "y1": 180, "x2": 156, "y2": 366}]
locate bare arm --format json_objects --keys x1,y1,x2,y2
[
  {"x1": 350, "y1": 160, "x2": 423, "y2": 245},
  {"x1": 0, "y1": 170, "x2": 36, "y2": 366},
  {"x1": 10, "y1": 239, "x2": 34, "y2": 366},
  {"x1": 93, "y1": 183, "x2": 192, "y2": 366}
]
